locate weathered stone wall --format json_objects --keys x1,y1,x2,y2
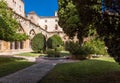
[{"x1": 5, "y1": 0, "x2": 25, "y2": 17}]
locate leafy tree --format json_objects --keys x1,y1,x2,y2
[
  {"x1": 58, "y1": 0, "x2": 91, "y2": 44},
  {"x1": 47, "y1": 35, "x2": 63, "y2": 49},
  {"x1": 0, "y1": 0, "x2": 28, "y2": 41},
  {"x1": 97, "y1": 13, "x2": 120, "y2": 63},
  {"x1": 31, "y1": 33, "x2": 46, "y2": 53},
  {"x1": 73, "y1": 0, "x2": 120, "y2": 64}
]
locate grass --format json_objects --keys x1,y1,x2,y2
[
  {"x1": 39, "y1": 56, "x2": 120, "y2": 83},
  {"x1": 16, "y1": 51, "x2": 70, "y2": 58},
  {"x1": 0, "y1": 56, "x2": 35, "y2": 77},
  {"x1": 60, "y1": 51, "x2": 70, "y2": 57},
  {"x1": 15, "y1": 52, "x2": 45, "y2": 57}
]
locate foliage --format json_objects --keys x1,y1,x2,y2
[
  {"x1": 0, "y1": 0, "x2": 28, "y2": 41},
  {"x1": 31, "y1": 33, "x2": 46, "y2": 53},
  {"x1": 84, "y1": 38, "x2": 107, "y2": 55},
  {"x1": 65, "y1": 41, "x2": 93, "y2": 59},
  {"x1": 65, "y1": 41, "x2": 80, "y2": 54},
  {"x1": 55, "y1": 46, "x2": 64, "y2": 52},
  {"x1": 58, "y1": 0, "x2": 92, "y2": 44},
  {"x1": 96, "y1": 14, "x2": 120, "y2": 64},
  {"x1": 72, "y1": 0, "x2": 120, "y2": 63},
  {"x1": 39, "y1": 57, "x2": 120, "y2": 83},
  {"x1": 47, "y1": 35, "x2": 63, "y2": 49},
  {"x1": 0, "y1": 57, "x2": 34, "y2": 77},
  {"x1": 46, "y1": 49, "x2": 60, "y2": 57}
]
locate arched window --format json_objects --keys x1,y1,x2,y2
[{"x1": 29, "y1": 29, "x2": 35, "y2": 35}]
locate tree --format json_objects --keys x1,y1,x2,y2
[
  {"x1": 47, "y1": 35, "x2": 63, "y2": 49},
  {"x1": 73, "y1": 0, "x2": 120, "y2": 64},
  {"x1": 31, "y1": 33, "x2": 46, "y2": 53},
  {"x1": 0, "y1": 0, "x2": 28, "y2": 41},
  {"x1": 58, "y1": 0, "x2": 91, "y2": 44}
]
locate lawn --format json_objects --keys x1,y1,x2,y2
[
  {"x1": 60, "y1": 51, "x2": 70, "y2": 57},
  {"x1": 39, "y1": 57, "x2": 120, "y2": 83},
  {"x1": 0, "y1": 56, "x2": 35, "y2": 77},
  {"x1": 15, "y1": 52, "x2": 45, "y2": 57}
]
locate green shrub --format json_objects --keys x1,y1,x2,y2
[
  {"x1": 46, "y1": 49, "x2": 60, "y2": 57},
  {"x1": 84, "y1": 38, "x2": 107, "y2": 55},
  {"x1": 65, "y1": 41, "x2": 93, "y2": 60},
  {"x1": 31, "y1": 33, "x2": 46, "y2": 53},
  {"x1": 47, "y1": 35, "x2": 63, "y2": 49},
  {"x1": 65, "y1": 41, "x2": 80, "y2": 54},
  {"x1": 55, "y1": 46, "x2": 64, "y2": 51},
  {"x1": 46, "y1": 49, "x2": 55, "y2": 57}
]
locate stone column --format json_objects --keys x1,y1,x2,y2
[
  {"x1": 0, "y1": 40, "x2": 2, "y2": 51},
  {"x1": 18, "y1": 42, "x2": 20, "y2": 50}
]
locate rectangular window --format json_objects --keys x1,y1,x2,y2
[{"x1": 55, "y1": 24, "x2": 58, "y2": 30}]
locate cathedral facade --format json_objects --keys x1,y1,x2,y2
[{"x1": 0, "y1": 0, "x2": 68, "y2": 52}]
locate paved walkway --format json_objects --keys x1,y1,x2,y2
[{"x1": 0, "y1": 57, "x2": 77, "y2": 83}]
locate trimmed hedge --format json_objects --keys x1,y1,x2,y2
[
  {"x1": 31, "y1": 33, "x2": 46, "y2": 53},
  {"x1": 47, "y1": 35, "x2": 63, "y2": 49}
]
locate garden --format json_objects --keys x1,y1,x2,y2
[{"x1": 28, "y1": 33, "x2": 108, "y2": 60}]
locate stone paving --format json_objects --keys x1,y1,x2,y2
[{"x1": 0, "y1": 57, "x2": 77, "y2": 83}]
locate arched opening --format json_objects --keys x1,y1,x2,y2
[
  {"x1": 20, "y1": 41, "x2": 24, "y2": 49},
  {"x1": 10, "y1": 42, "x2": 13, "y2": 49},
  {"x1": 15, "y1": 41, "x2": 19, "y2": 49}
]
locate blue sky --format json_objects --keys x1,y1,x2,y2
[{"x1": 23, "y1": 0, "x2": 58, "y2": 16}]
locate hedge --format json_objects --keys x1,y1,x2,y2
[
  {"x1": 31, "y1": 33, "x2": 46, "y2": 53},
  {"x1": 47, "y1": 35, "x2": 63, "y2": 49}
]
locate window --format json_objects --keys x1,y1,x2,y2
[
  {"x1": 30, "y1": 16, "x2": 33, "y2": 19},
  {"x1": 55, "y1": 24, "x2": 58, "y2": 30},
  {"x1": 19, "y1": 5, "x2": 21, "y2": 11},
  {"x1": 45, "y1": 25, "x2": 47, "y2": 30},
  {"x1": 13, "y1": 0, "x2": 16, "y2": 4},
  {"x1": 55, "y1": 19, "x2": 58, "y2": 22},
  {"x1": 45, "y1": 20, "x2": 47, "y2": 23}
]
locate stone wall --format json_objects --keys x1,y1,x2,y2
[{"x1": 5, "y1": 0, "x2": 25, "y2": 17}]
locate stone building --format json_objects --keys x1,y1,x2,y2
[{"x1": 0, "y1": 0, "x2": 68, "y2": 52}]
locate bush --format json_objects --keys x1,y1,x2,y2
[
  {"x1": 84, "y1": 38, "x2": 107, "y2": 55},
  {"x1": 65, "y1": 41, "x2": 93, "y2": 60},
  {"x1": 47, "y1": 35, "x2": 63, "y2": 49},
  {"x1": 46, "y1": 49, "x2": 60, "y2": 57},
  {"x1": 55, "y1": 46, "x2": 64, "y2": 51},
  {"x1": 31, "y1": 33, "x2": 46, "y2": 53},
  {"x1": 65, "y1": 41, "x2": 80, "y2": 54}
]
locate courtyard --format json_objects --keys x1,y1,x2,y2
[
  {"x1": 0, "y1": 0, "x2": 120, "y2": 83},
  {"x1": 0, "y1": 53, "x2": 120, "y2": 83}
]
